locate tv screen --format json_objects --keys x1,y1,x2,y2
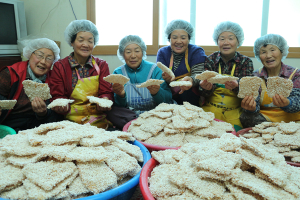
[
  {"x1": 0, "y1": 0, "x2": 27, "y2": 56},
  {"x1": 0, "y1": 2, "x2": 18, "y2": 45}
]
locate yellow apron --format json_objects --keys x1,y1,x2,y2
[
  {"x1": 202, "y1": 63, "x2": 243, "y2": 131},
  {"x1": 259, "y1": 68, "x2": 300, "y2": 122},
  {"x1": 66, "y1": 58, "x2": 112, "y2": 129}
]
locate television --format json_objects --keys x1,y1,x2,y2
[{"x1": 0, "y1": 0, "x2": 27, "y2": 56}]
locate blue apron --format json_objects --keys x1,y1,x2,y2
[{"x1": 121, "y1": 64, "x2": 157, "y2": 117}]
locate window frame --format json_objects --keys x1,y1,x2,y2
[{"x1": 87, "y1": 0, "x2": 300, "y2": 58}]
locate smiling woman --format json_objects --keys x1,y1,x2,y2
[
  {"x1": 0, "y1": 38, "x2": 63, "y2": 133},
  {"x1": 199, "y1": 21, "x2": 254, "y2": 132},
  {"x1": 240, "y1": 34, "x2": 300, "y2": 127},
  {"x1": 112, "y1": 35, "x2": 173, "y2": 116},
  {"x1": 156, "y1": 19, "x2": 211, "y2": 106},
  {"x1": 49, "y1": 19, "x2": 116, "y2": 129}
]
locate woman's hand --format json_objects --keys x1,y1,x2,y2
[
  {"x1": 162, "y1": 72, "x2": 174, "y2": 83},
  {"x1": 273, "y1": 94, "x2": 290, "y2": 107},
  {"x1": 96, "y1": 97, "x2": 112, "y2": 112},
  {"x1": 179, "y1": 76, "x2": 193, "y2": 94},
  {"x1": 112, "y1": 83, "x2": 125, "y2": 98},
  {"x1": 200, "y1": 80, "x2": 213, "y2": 90},
  {"x1": 241, "y1": 95, "x2": 256, "y2": 111},
  {"x1": 52, "y1": 104, "x2": 69, "y2": 114},
  {"x1": 225, "y1": 80, "x2": 238, "y2": 90},
  {"x1": 147, "y1": 85, "x2": 160, "y2": 95},
  {"x1": 32, "y1": 97, "x2": 47, "y2": 116}
]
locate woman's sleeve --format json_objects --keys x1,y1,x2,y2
[
  {"x1": 198, "y1": 57, "x2": 215, "y2": 97},
  {"x1": 156, "y1": 48, "x2": 167, "y2": 65},
  {"x1": 0, "y1": 68, "x2": 11, "y2": 100},
  {"x1": 98, "y1": 61, "x2": 114, "y2": 101},
  {"x1": 190, "y1": 48, "x2": 207, "y2": 87},
  {"x1": 151, "y1": 67, "x2": 173, "y2": 104},
  {"x1": 238, "y1": 57, "x2": 254, "y2": 78},
  {"x1": 281, "y1": 88, "x2": 300, "y2": 113},
  {"x1": 112, "y1": 69, "x2": 127, "y2": 107},
  {"x1": 49, "y1": 62, "x2": 69, "y2": 101}
]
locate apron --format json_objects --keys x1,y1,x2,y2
[
  {"x1": 259, "y1": 68, "x2": 300, "y2": 122},
  {"x1": 121, "y1": 64, "x2": 157, "y2": 117},
  {"x1": 202, "y1": 63, "x2": 243, "y2": 131},
  {"x1": 66, "y1": 58, "x2": 112, "y2": 129},
  {"x1": 169, "y1": 48, "x2": 200, "y2": 106}
]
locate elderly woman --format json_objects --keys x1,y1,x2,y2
[
  {"x1": 49, "y1": 20, "x2": 114, "y2": 129},
  {"x1": 156, "y1": 19, "x2": 209, "y2": 106},
  {"x1": 113, "y1": 35, "x2": 172, "y2": 116},
  {"x1": 240, "y1": 34, "x2": 300, "y2": 127},
  {"x1": 200, "y1": 21, "x2": 254, "y2": 131},
  {"x1": 0, "y1": 38, "x2": 62, "y2": 132}
]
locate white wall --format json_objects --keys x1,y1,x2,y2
[{"x1": 22, "y1": 0, "x2": 299, "y2": 73}]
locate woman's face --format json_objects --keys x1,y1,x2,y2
[
  {"x1": 170, "y1": 29, "x2": 189, "y2": 54},
  {"x1": 259, "y1": 44, "x2": 283, "y2": 70},
  {"x1": 71, "y1": 31, "x2": 94, "y2": 59},
  {"x1": 29, "y1": 48, "x2": 54, "y2": 77},
  {"x1": 218, "y1": 31, "x2": 239, "y2": 57},
  {"x1": 124, "y1": 43, "x2": 143, "y2": 69}
]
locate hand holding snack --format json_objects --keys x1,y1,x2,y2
[
  {"x1": 52, "y1": 104, "x2": 69, "y2": 114},
  {"x1": 200, "y1": 80, "x2": 213, "y2": 91},
  {"x1": 147, "y1": 85, "x2": 160, "y2": 95},
  {"x1": 273, "y1": 94, "x2": 290, "y2": 107},
  {"x1": 225, "y1": 80, "x2": 238, "y2": 90},
  {"x1": 32, "y1": 97, "x2": 47, "y2": 116},
  {"x1": 96, "y1": 97, "x2": 112, "y2": 112},
  {"x1": 178, "y1": 76, "x2": 193, "y2": 94},
  {"x1": 241, "y1": 95, "x2": 256, "y2": 112},
  {"x1": 162, "y1": 72, "x2": 174, "y2": 83},
  {"x1": 157, "y1": 62, "x2": 175, "y2": 83},
  {"x1": 112, "y1": 83, "x2": 125, "y2": 98}
]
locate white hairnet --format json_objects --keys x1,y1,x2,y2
[
  {"x1": 23, "y1": 38, "x2": 60, "y2": 63},
  {"x1": 254, "y1": 34, "x2": 289, "y2": 62},
  {"x1": 117, "y1": 35, "x2": 147, "y2": 63},
  {"x1": 165, "y1": 19, "x2": 194, "y2": 39},
  {"x1": 213, "y1": 21, "x2": 244, "y2": 47},
  {"x1": 64, "y1": 19, "x2": 99, "y2": 47}
]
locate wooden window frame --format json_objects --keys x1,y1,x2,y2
[{"x1": 87, "y1": 0, "x2": 300, "y2": 58}]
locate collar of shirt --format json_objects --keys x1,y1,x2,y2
[
  {"x1": 215, "y1": 51, "x2": 240, "y2": 65},
  {"x1": 172, "y1": 50, "x2": 185, "y2": 58},
  {"x1": 258, "y1": 62, "x2": 288, "y2": 79},
  {"x1": 68, "y1": 52, "x2": 93, "y2": 68}
]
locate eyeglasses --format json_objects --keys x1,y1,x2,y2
[{"x1": 33, "y1": 51, "x2": 54, "y2": 63}]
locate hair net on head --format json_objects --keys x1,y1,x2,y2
[
  {"x1": 23, "y1": 38, "x2": 60, "y2": 63},
  {"x1": 64, "y1": 19, "x2": 99, "y2": 47},
  {"x1": 213, "y1": 21, "x2": 244, "y2": 47},
  {"x1": 254, "y1": 33, "x2": 289, "y2": 62},
  {"x1": 165, "y1": 19, "x2": 194, "y2": 39},
  {"x1": 117, "y1": 35, "x2": 147, "y2": 63}
]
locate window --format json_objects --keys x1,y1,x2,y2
[
  {"x1": 268, "y1": 0, "x2": 300, "y2": 47},
  {"x1": 95, "y1": 0, "x2": 153, "y2": 45},
  {"x1": 87, "y1": 0, "x2": 300, "y2": 58}
]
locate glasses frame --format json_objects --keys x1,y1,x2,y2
[{"x1": 33, "y1": 51, "x2": 54, "y2": 63}]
